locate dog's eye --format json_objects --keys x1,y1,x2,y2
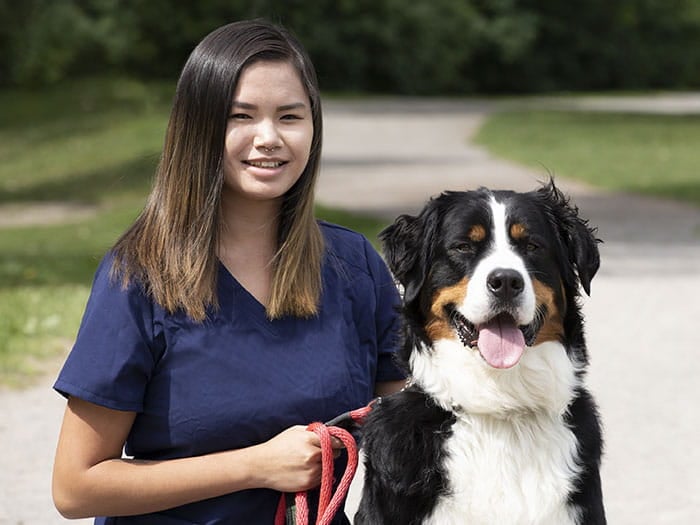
[
  {"x1": 526, "y1": 241, "x2": 540, "y2": 252},
  {"x1": 450, "y1": 243, "x2": 474, "y2": 255}
]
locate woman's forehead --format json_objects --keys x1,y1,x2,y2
[{"x1": 233, "y1": 60, "x2": 308, "y2": 105}]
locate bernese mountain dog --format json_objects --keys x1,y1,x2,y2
[{"x1": 355, "y1": 181, "x2": 605, "y2": 524}]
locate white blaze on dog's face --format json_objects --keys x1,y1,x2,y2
[
  {"x1": 457, "y1": 197, "x2": 537, "y2": 369},
  {"x1": 462, "y1": 197, "x2": 536, "y2": 326}
]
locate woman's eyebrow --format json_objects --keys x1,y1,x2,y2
[
  {"x1": 231, "y1": 101, "x2": 257, "y2": 110},
  {"x1": 231, "y1": 101, "x2": 307, "y2": 111},
  {"x1": 277, "y1": 102, "x2": 307, "y2": 111}
]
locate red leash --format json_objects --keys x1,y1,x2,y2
[{"x1": 274, "y1": 402, "x2": 376, "y2": 525}]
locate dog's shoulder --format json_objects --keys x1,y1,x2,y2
[
  {"x1": 364, "y1": 387, "x2": 456, "y2": 442},
  {"x1": 356, "y1": 388, "x2": 456, "y2": 525}
]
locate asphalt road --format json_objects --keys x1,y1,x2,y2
[{"x1": 2, "y1": 95, "x2": 700, "y2": 524}]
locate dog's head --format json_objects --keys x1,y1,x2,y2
[{"x1": 380, "y1": 180, "x2": 600, "y2": 371}]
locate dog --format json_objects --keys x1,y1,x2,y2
[{"x1": 355, "y1": 181, "x2": 605, "y2": 524}]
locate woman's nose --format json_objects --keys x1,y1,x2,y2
[{"x1": 253, "y1": 119, "x2": 282, "y2": 150}]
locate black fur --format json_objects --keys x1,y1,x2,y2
[{"x1": 354, "y1": 390, "x2": 455, "y2": 525}]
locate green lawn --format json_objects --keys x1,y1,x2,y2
[
  {"x1": 0, "y1": 77, "x2": 387, "y2": 387},
  {"x1": 473, "y1": 109, "x2": 700, "y2": 206}
]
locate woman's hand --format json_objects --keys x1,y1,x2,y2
[{"x1": 252, "y1": 425, "x2": 345, "y2": 493}]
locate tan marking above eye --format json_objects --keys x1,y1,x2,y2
[
  {"x1": 510, "y1": 223, "x2": 528, "y2": 240},
  {"x1": 468, "y1": 225, "x2": 486, "y2": 242},
  {"x1": 425, "y1": 278, "x2": 469, "y2": 342}
]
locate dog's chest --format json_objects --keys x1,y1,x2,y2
[{"x1": 425, "y1": 413, "x2": 581, "y2": 525}]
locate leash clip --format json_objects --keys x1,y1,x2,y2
[{"x1": 324, "y1": 397, "x2": 380, "y2": 428}]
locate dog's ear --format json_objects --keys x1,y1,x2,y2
[
  {"x1": 538, "y1": 179, "x2": 601, "y2": 296},
  {"x1": 379, "y1": 201, "x2": 439, "y2": 304}
]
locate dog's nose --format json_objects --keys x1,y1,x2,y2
[{"x1": 487, "y1": 269, "x2": 524, "y2": 300}]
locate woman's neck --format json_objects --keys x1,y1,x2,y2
[
  {"x1": 217, "y1": 195, "x2": 281, "y2": 306},
  {"x1": 219, "y1": 195, "x2": 280, "y2": 249}
]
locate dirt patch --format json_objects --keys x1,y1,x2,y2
[{"x1": 0, "y1": 202, "x2": 99, "y2": 228}]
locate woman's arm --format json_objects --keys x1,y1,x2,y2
[
  {"x1": 53, "y1": 396, "x2": 330, "y2": 519},
  {"x1": 374, "y1": 379, "x2": 407, "y2": 397}
]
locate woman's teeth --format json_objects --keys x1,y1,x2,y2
[{"x1": 246, "y1": 160, "x2": 284, "y2": 168}]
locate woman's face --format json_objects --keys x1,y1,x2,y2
[{"x1": 222, "y1": 60, "x2": 314, "y2": 207}]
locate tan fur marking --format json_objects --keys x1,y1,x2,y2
[
  {"x1": 468, "y1": 225, "x2": 486, "y2": 242},
  {"x1": 532, "y1": 279, "x2": 564, "y2": 345},
  {"x1": 510, "y1": 223, "x2": 528, "y2": 240},
  {"x1": 426, "y1": 278, "x2": 469, "y2": 342}
]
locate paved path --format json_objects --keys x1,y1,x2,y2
[{"x1": 2, "y1": 95, "x2": 700, "y2": 524}]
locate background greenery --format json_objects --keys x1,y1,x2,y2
[{"x1": 3, "y1": 0, "x2": 700, "y2": 94}]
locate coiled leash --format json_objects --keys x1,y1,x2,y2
[{"x1": 274, "y1": 400, "x2": 378, "y2": 525}]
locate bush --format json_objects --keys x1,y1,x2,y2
[{"x1": 2, "y1": 0, "x2": 700, "y2": 94}]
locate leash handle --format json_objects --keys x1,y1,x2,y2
[
  {"x1": 274, "y1": 400, "x2": 377, "y2": 525},
  {"x1": 294, "y1": 423, "x2": 358, "y2": 525}
]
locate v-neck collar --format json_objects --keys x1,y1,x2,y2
[{"x1": 216, "y1": 261, "x2": 284, "y2": 336}]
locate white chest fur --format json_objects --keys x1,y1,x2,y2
[
  {"x1": 425, "y1": 412, "x2": 581, "y2": 525},
  {"x1": 411, "y1": 340, "x2": 584, "y2": 524}
]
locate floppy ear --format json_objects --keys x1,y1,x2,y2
[
  {"x1": 538, "y1": 179, "x2": 601, "y2": 296},
  {"x1": 569, "y1": 215, "x2": 600, "y2": 296},
  {"x1": 379, "y1": 202, "x2": 439, "y2": 304}
]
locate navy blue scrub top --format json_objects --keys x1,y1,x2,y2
[{"x1": 54, "y1": 222, "x2": 405, "y2": 525}]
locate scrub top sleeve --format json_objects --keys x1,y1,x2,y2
[
  {"x1": 54, "y1": 255, "x2": 160, "y2": 412},
  {"x1": 363, "y1": 239, "x2": 406, "y2": 383}
]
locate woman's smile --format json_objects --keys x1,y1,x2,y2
[{"x1": 242, "y1": 158, "x2": 289, "y2": 173}]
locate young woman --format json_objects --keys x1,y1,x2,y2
[{"x1": 52, "y1": 20, "x2": 405, "y2": 524}]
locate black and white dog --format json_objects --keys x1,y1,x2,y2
[{"x1": 356, "y1": 181, "x2": 605, "y2": 524}]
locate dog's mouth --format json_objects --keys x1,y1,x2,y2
[{"x1": 448, "y1": 307, "x2": 541, "y2": 369}]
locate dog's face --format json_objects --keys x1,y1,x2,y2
[{"x1": 381, "y1": 181, "x2": 600, "y2": 372}]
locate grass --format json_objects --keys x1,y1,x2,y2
[
  {"x1": 473, "y1": 109, "x2": 700, "y2": 206},
  {"x1": 0, "y1": 213, "x2": 135, "y2": 387},
  {"x1": 0, "y1": 77, "x2": 172, "y2": 204},
  {"x1": 0, "y1": 77, "x2": 388, "y2": 387},
  {"x1": 0, "y1": 77, "x2": 178, "y2": 386},
  {"x1": 0, "y1": 285, "x2": 90, "y2": 387}
]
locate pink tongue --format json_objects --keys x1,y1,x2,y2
[{"x1": 477, "y1": 316, "x2": 526, "y2": 369}]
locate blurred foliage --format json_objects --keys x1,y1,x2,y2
[{"x1": 2, "y1": 0, "x2": 700, "y2": 93}]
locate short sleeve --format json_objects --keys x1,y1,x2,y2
[
  {"x1": 54, "y1": 254, "x2": 161, "y2": 412},
  {"x1": 363, "y1": 238, "x2": 407, "y2": 383}
]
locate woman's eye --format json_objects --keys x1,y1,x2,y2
[
  {"x1": 229, "y1": 113, "x2": 251, "y2": 120},
  {"x1": 281, "y1": 114, "x2": 303, "y2": 120}
]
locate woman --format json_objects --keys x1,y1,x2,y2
[{"x1": 52, "y1": 19, "x2": 405, "y2": 524}]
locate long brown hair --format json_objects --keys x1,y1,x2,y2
[{"x1": 111, "y1": 20, "x2": 324, "y2": 321}]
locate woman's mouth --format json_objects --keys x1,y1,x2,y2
[{"x1": 243, "y1": 159, "x2": 287, "y2": 169}]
